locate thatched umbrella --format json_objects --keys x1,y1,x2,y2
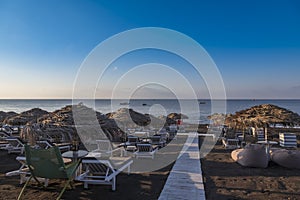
[
  {"x1": 161, "y1": 113, "x2": 188, "y2": 126},
  {"x1": 208, "y1": 113, "x2": 226, "y2": 126},
  {"x1": 225, "y1": 104, "x2": 300, "y2": 140},
  {"x1": 167, "y1": 113, "x2": 189, "y2": 120},
  {"x1": 4, "y1": 108, "x2": 49, "y2": 126},
  {"x1": 107, "y1": 108, "x2": 152, "y2": 128}
]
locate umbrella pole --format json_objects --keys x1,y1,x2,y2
[
  {"x1": 264, "y1": 125, "x2": 268, "y2": 141},
  {"x1": 243, "y1": 121, "x2": 246, "y2": 142}
]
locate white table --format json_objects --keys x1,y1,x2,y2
[
  {"x1": 62, "y1": 150, "x2": 88, "y2": 161},
  {"x1": 62, "y1": 150, "x2": 88, "y2": 178}
]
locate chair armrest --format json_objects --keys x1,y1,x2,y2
[{"x1": 108, "y1": 147, "x2": 125, "y2": 157}]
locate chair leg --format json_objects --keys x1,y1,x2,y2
[
  {"x1": 69, "y1": 179, "x2": 75, "y2": 189},
  {"x1": 17, "y1": 176, "x2": 32, "y2": 200},
  {"x1": 20, "y1": 174, "x2": 26, "y2": 184},
  {"x1": 127, "y1": 165, "x2": 131, "y2": 175},
  {"x1": 56, "y1": 179, "x2": 71, "y2": 200},
  {"x1": 84, "y1": 182, "x2": 88, "y2": 189},
  {"x1": 32, "y1": 176, "x2": 44, "y2": 188},
  {"x1": 112, "y1": 177, "x2": 116, "y2": 191}
]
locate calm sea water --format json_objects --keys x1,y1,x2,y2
[{"x1": 1, "y1": 99, "x2": 300, "y2": 124}]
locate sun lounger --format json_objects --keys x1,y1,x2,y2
[
  {"x1": 257, "y1": 130, "x2": 265, "y2": 142},
  {"x1": 124, "y1": 136, "x2": 140, "y2": 151},
  {"x1": 167, "y1": 124, "x2": 177, "y2": 141},
  {"x1": 0, "y1": 131, "x2": 10, "y2": 139},
  {"x1": 150, "y1": 136, "x2": 166, "y2": 148},
  {"x1": 5, "y1": 156, "x2": 30, "y2": 184},
  {"x1": 134, "y1": 143, "x2": 157, "y2": 159},
  {"x1": 92, "y1": 140, "x2": 125, "y2": 157},
  {"x1": 132, "y1": 131, "x2": 149, "y2": 138},
  {"x1": 222, "y1": 137, "x2": 240, "y2": 149},
  {"x1": 4, "y1": 137, "x2": 26, "y2": 154},
  {"x1": 77, "y1": 157, "x2": 133, "y2": 191},
  {"x1": 36, "y1": 140, "x2": 71, "y2": 152},
  {"x1": 0, "y1": 132, "x2": 10, "y2": 149},
  {"x1": 1, "y1": 125, "x2": 18, "y2": 135}
]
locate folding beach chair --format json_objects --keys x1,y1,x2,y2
[
  {"x1": 6, "y1": 155, "x2": 72, "y2": 186},
  {"x1": 17, "y1": 145, "x2": 80, "y2": 200},
  {"x1": 77, "y1": 157, "x2": 133, "y2": 191}
]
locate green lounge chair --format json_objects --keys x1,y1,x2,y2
[{"x1": 17, "y1": 145, "x2": 80, "y2": 200}]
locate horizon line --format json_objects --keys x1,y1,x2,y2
[{"x1": 0, "y1": 98, "x2": 300, "y2": 100}]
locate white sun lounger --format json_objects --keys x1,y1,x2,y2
[
  {"x1": 222, "y1": 137, "x2": 240, "y2": 149},
  {"x1": 91, "y1": 140, "x2": 125, "y2": 157},
  {"x1": 134, "y1": 143, "x2": 157, "y2": 159},
  {"x1": 4, "y1": 137, "x2": 25, "y2": 154},
  {"x1": 77, "y1": 157, "x2": 133, "y2": 191},
  {"x1": 36, "y1": 140, "x2": 71, "y2": 152}
]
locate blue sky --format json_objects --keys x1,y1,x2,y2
[{"x1": 0, "y1": 0, "x2": 299, "y2": 99}]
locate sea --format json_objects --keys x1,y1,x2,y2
[{"x1": 1, "y1": 99, "x2": 300, "y2": 124}]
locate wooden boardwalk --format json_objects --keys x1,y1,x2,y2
[{"x1": 158, "y1": 133, "x2": 206, "y2": 200}]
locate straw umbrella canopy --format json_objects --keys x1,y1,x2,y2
[
  {"x1": 167, "y1": 113, "x2": 189, "y2": 120},
  {"x1": 107, "y1": 108, "x2": 152, "y2": 129},
  {"x1": 208, "y1": 113, "x2": 227, "y2": 126},
  {"x1": 225, "y1": 104, "x2": 300, "y2": 139},
  {"x1": 164, "y1": 113, "x2": 189, "y2": 126}
]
